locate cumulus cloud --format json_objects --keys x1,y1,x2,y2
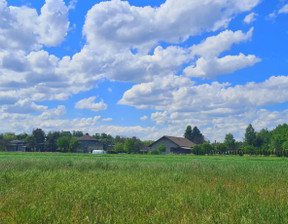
[
  {"x1": 0, "y1": 0, "x2": 69, "y2": 51},
  {"x1": 39, "y1": 105, "x2": 66, "y2": 119},
  {"x1": 75, "y1": 96, "x2": 107, "y2": 112},
  {"x1": 244, "y1": 12, "x2": 257, "y2": 24},
  {"x1": 102, "y1": 118, "x2": 112, "y2": 122},
  {"x1": 120, "y1": 75, "x2": 288, "y2": 115},
  {"x1": 279, "y1": 4, "x2": 288, "y2": 14},
  {"x1": 83, "y1": 0, "x2": 260, "y2": 51},
  {"x1": 184, "y1": 53, "x2": 261, "y2": 78},
  {"x1": 140, "y1": 115, "x2": 148, "y2": 121},
  {"x1": 191, "y1": 28, "x2": 254, "y2": 58},
  {"x1": 1, "y1": 99, "x2": 47, "y2": 114}
]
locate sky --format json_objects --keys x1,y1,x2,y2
[{"x1": 0, "y1": 0, "x2": 288, "y2": 142}]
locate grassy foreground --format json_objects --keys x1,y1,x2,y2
[{"x1": 1, "y1": 153, "x2": 288, "y2": 223}]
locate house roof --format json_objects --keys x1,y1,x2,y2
[
  {"x1": 151, "y1": 136, "x2": 196, "y2": 148},
  {"x1": 77, "y1": 135, "x2": 98, "y2": 141}
]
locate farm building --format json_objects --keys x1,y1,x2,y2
[
  {"x1": 6, "y1": 140, "x2": 26, "y2": 152},
  {"x1": 149, "y1": 136, "x2": 196, "y2": 154},
  {"x1": 77, "y1": 134, "x2": 104, "y2": 153}
]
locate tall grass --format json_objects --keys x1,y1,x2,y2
[{"x1": 1, "y1": 153, "x2": 288, "y2": 223}]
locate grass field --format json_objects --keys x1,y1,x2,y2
[{"x1": 1, "y1": 153, "x2": 288, "y2": 223}]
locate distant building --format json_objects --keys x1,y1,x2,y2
[
  {"x1": 149, "y1": 136, "x2": 196, "y2": 154},
  {"x1": 77, "y1": 134, "x2": 103, "y2": 153},
  {"x1": 6, "y1": 140, "x2": 26, "y2": 152}
]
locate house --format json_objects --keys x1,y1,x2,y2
[
  {"x1": 6, "y1": 140, "x2": 26, "y2": 152},
  {"x1": 77, "y1": 134, "x2": 104, "y2": 153},
  {"x1": 149, "y1": 136, "x2": 196, "y2": 154}
]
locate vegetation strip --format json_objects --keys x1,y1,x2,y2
[{"x1": 1, "y1": 153, "x2": 288, "y2": 223}]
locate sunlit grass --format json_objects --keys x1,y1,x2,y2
[{"x1": 1, "y1": 153, "x2": 288, "y2": 223}]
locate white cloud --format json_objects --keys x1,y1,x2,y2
[
  {"x1": 0, "y1": 0, "x2": 69, "y2": 51},
  {"x1": 191, "y1": 28, "x2": 254, "y2": 58},
  {"x1": 1, "y1": 99, "x2": 47, "y2": 114},
  {"x1": 184, "y1": 53, "x2": 261, "y2": 78},
  {"x1": 140, "y1": 115, "x2": 148, "y2": 121},
  {"x1": 279, "y1": 4, "x2": 288, "y2": 14},
  {"x1": 83, "y1": 0, "x2": 260, "y2": 52},
  {"x1": 75, "y1": 96, "x2": 107, "y2": 112},
  {"x1": 39, "y1": 105, "x2": 66, "y2": 119},
  {"x1": 120, "y1": 75, "x2": 288, "y2": 116},
  {"x1": 102, "y1": 118, "x2": 112, "y2": 122},
  {"x1": 244, "y1": 12, "x2": 257, "y2": 24},
  {"x1": 37, "y1": 0, "x2": 69, "y2": 47}
]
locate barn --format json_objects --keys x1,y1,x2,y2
[
  {"x1": 77, "y1": 134, "x2": 104, "y2": 153},
  {"x1": 149, "y1": 136, "x2": 196, "y2": 154}
]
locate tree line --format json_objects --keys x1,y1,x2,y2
[
  {"x1": 184, "y1": 123, "x2": 288, "y2": 156},
  {"x1": 0, "y1": 129, "x2": 153, "y2": 153}
]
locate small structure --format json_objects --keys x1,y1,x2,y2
[
  {"x1": 6, "y1": 140, "x2": 26, "y2": 152},
  {"x1": 149, "y1": 136, "x2": 196, "y2": 154},
  {"x1": 92, "y1": 150, "x2": 106, "y2": 154},
  {"x1": 77, "y1": 134, "x2": 104, "y2": 153}
]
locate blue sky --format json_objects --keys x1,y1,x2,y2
[{"x1": 1, "y1": 0, "x2": 288, "y2": 142}]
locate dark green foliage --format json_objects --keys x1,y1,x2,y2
[
  {"x1": 124, "y1": 139, "x2": 134, "y2": 153},
  {"x1": 0, "y1": 133, "x2": 16, "y2": 151},
  {"x1": 17, "y1": 133, "x2": 28, "y2": 140},
  {"x1": 150, "y1": 149, "x2": 160, "y2": 154},
  {"x1": 244, "y1": 124, "x2": 257, "y2": 146},
  {"x1": 114, "y1": 143, "x2": 124, "y2": 153},
  {"x1": 184, "y1": 125, "x2": 193, "y2": 141},
  {"x1": 32, "y1": 128, "x2": 45, "y2": 152},
  {"x1": 158, "y1": 144, "x2": 166, "y2": 153},
  {"x1": 184, "y1": 125, "x2": 204, "y2": 144},
  {"x1": 72, "y1": 131, "x2": 83, "y2": 137},
  {"x1": 215, "y1": 143, "x2": 228, "y2": 154},
  {"x1": 45, "y1": 132, "x2": 60, "y2": 152},
  {"x1": 26, "y1": 135, "x2": 36, "y2": 152},
  {"x1": 224, "y1": 133, "x2": 236, "y2": 150},
  {"x1": 57, "y1": 136, "x2": 81, "y2": 152}
]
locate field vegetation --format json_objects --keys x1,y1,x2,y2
[{"x1": 1, "y1": 153, "x2": 288, "y2": 223}]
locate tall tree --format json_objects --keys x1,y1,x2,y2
[
  {"x1": 32, "y1": 128, "x2": 45, "y2": 152},
  {"x1": 124, "y1": 139, "x2": 134, "y2": 153},
  {"x1": 192, "y1": 126, "x2": 204, "y2": 144},
  {"x1": 224, "y1": 133, "x2": 236, "y2": 150},
  {"x1": 244, "y1": 124, "x2": 257, "y2": 146},
  {"x1": 184, "y1": 125, "x2": 193, "y2": 141},
  {"x1": 45, "y1": 131, "x2": 60, "y2": 152}
]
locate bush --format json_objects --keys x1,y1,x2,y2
[{"x1": 150, "y1": 150, "x2": 160, "y2": 155}]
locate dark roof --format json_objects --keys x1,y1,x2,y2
[
  {"x1": 10, "y1": 140, "x2": 25, "y2": 144},
  {"x1": 151, "y1": 136, "x2": 196, "y2": 148},
  {"x1": 77, "y1": 135, "x2": 98, "y2": 141}
]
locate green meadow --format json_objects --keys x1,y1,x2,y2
[{"x1": 1, "y1": 153, "x2": 288, "y2": 223}]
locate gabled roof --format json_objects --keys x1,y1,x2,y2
[
  {"x1": 77, "y1": 135, "x2": 98, "y2": 141},
  {"x1": 151, "y1": 136, "x2": 196, "y2": 148}
]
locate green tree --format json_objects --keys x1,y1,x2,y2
[
  {"x1": 72, "y1": 131, "x2": 83, "y2": 137},
  {"x1": 191, "y1": 145, "x2": 202, "y2": 155},
  {"x1": 124, "y1": 139, "x2": 134, "y2": 153},
  {"x1": 69, "y1": 136, "x2": 81, "y2": 152},
  {"x1": 255, "y1": 129, "x2": 271, "y2": 150},
  {"x1": 32, "y1": 128, "x2": 45, "y2": 152},
  {"x1": 244, "y1": 124, "x2": 257, "y2": 146},
  {"x1": 17, "y1": 133, "x2": 28, "y2": 140},
  {"x1": 192, "y1": 126, "x2": 204, "y2": 144},
  {"x1": 45, "y1": 131, "x2": 60, "y2": 152},
  {"x1": 0, "y1": 133, "x2": 17, "y2": 151},
  {"x1": 158, "y1": 144, "x2": 166, "y2": 153},
  {"x1": 114, "y1": 143, "x2": 124, "y2": 153},
  {"x1": 216, "y1": 143, "x2": 228, "y2": 154},
  {"x1": 224, "y1": 133, "x2": 236, "y2": 151},
  {"x1": 26, "y1": 135, "x2": 36, "y2": 152},
  {"x1": 201, "y1": 143, "x2": 214, "y2": 155},
  {"x1": 57, "y1": 136, "x2": 70, "y2": 152},
  {"x1": 184, "y1": 125, "x2": 193, "y2": 141}
]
